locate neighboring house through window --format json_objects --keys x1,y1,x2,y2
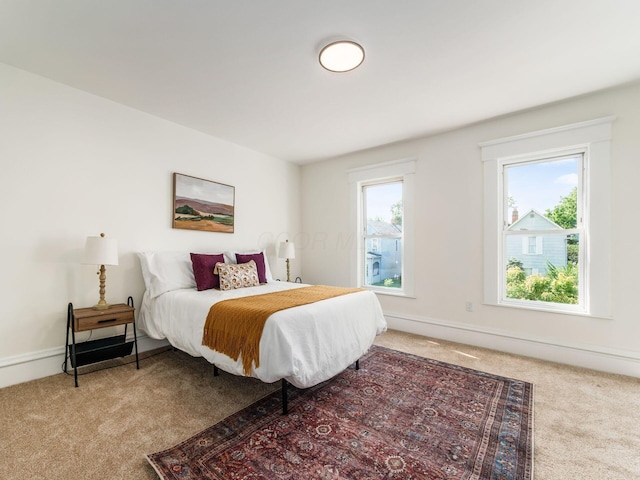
[
  {"x1": 364, "y1": 215, "x2": 402, "y2": 287},
  {"x1": 508, "y1": 209, "x2": 566, "y2": 276},
  {"x1": 348, "y1": 159, "x2": 415, "y2": 297}
]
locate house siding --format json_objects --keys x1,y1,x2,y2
[
  {"x1": 365, "y1": 224, "x2": 402, "y2": 285},
  {"x1": 506, "y1": 210, "x2": 567, "y2": 276},
  {"x1": 506, "y1": 234, "x2": 567, "y2": 275}
]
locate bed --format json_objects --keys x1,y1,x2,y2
[{"x1": 137, "y1": 251, "x2": 387, "y2": 410}]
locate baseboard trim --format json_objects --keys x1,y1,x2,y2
[
  {"x1": 4, "y1": 314, "x2": 638, "y2": 388},
  {"x1": 385, "y1": 311, "x2": 640, "y2": 378},
  {"x1": 0, "y1": 334, "x2": 170, "y2": 389}
]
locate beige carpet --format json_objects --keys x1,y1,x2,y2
[{"x1": 0, "y1": 329, "x2": 638, "y2": 479}]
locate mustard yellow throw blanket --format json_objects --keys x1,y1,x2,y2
[{"x1": 202, "y1": 285, "x2": 363, "y2": 375}]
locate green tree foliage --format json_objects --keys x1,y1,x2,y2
[
  {"x1": 506, "y1": 264, "x2": 578, "y2": 304},
  {"x1": 506, "y1": 267, "x2": 527, "y2": 299},
  {"x1": 546, "y1": 186, "x2": 580, "y2": 257},
  {"x1": 567, "y1": 243, "x2": 579, "y2": 264},
  {"x1": 391, "y1": 200, "x2": 402, "y2": 226},
  {"x1": 545, "y1": 187, "x2": 577, "y2": 229},
  {"x1": 507, "y1": 257, "x2": 523, "y2": 270}
]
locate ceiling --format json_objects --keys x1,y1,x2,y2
[{"x1": 1, "y1": 1, "x2": 640, "y2": 164}]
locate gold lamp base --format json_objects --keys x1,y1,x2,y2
[
  {"x1": 92, "y1": 264, "x2": 112, "y2": 310},
  {"x1": 92, "y1": 301, "x2": 111, "y2": 310}
]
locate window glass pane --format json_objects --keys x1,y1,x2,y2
[
  {"x1": 504, "y1": 155, "x2": 581, "y2": 307},
  {"x1": 364, "y1": 182, "x2": 403, "y2": 234},
  {"x1": 362, "y1": 180, "x2": 403, "y2": 289},
  {"x1": 506, "y1": 156, "x2": 579, "y2": 230},
  {"x1": 364, "y1": 238, "x2": 402, "y2": 288},
  {"x1": 505, "y1": 232, "x2": 580, "y2": 304}
]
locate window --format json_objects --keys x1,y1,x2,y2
[
  {"x1": 503, "y1": 153, "x2": 583, "y2": 308},
  {"x1": 481, "y1": 117, "x2": 614, "y2": 317},
  {"x1": 370, "y1": 237, "x2": 380, "y2": 253},
  {"x1": 363, "y1": 180, "x2": 403, "y2": 289},
  {"x1": 348, "y1": 159, "x2": 415, "y2": 297},
  {"x1": 524, "y1": 236, "x2": 541, "y2": 255}
]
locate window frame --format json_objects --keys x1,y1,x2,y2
[
  {"x1": 348, "y1": 158, "x2": 416, "y2": 298},
  {"x1": 480, "y1": 117, "x2": 614, "y2": 318}
]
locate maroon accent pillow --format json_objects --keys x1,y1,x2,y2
[
  {"x1": 190, "y1": 253, "x2": 225, "y2": 290},
  {"x1": 236, "y1": 252, "x2": 267, "y2": 284}
]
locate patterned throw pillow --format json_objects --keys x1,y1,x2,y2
[{"x1": 215, "y1": 260, "x2": 260, "y2": 291}]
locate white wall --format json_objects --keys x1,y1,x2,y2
[
  {"x1": 301, "y1": 81, "x2": 640, "y2": 377},
  {"x1": 0, "y1": 63, "x2": 301, "y2": 386},
  {"x1": 2, "y1": 60, "x2": 638, "y2": 385}
]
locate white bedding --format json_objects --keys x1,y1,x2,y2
[{"x1": 138, "y1": 282, "x2": 387, "y2": 388}]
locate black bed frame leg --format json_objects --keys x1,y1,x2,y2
[
  {"x1": 282, "y1": 379, "x2": 288, "y2": 415},
  {"x1": 213, "y1": 365, "x2": 219, "y2": 377},
  {"x1": 278, "y1": 360, "x2": 359, "y2": 415}
]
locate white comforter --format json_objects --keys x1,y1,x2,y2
[{"x1": 138, "y1": 282, "x2": 387, "y2": 388}]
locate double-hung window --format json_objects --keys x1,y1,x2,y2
[
  {"x1": 503, "y1": 152, "x2": 584, "y2": 310},
  {"x1": 362, "y1": 180, "x2": 403, "y2": 289},
  {"x1": 348, "y1": 159, "x2": 415, "y2": 297},
  {"x1": 481, "y1": 117, "x2": 613, "y2": 317}
]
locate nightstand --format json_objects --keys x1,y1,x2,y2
[{"x1": 64, "y1": 296, "x2": 139, "y2": 387}]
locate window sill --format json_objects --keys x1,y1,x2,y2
[
  {"x1": 487, "y1": 300, "x2": 612, "y2": 320},
  {"x1": 366, "y1": 287, "x2": 416, "y2": 299}
]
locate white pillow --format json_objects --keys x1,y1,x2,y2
[
  {"x1": 224, "y1": 249, "x2": 274, "y2": 283},
  {"x1": 137, "y1": 252, "x2": 196, "y2": 298}
]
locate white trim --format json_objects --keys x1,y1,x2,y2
[
  {"x1": 535, "y1": 236, "x2": 543, "y2": 255},
  {"x1": 347, "y1": 157, "x2": 417, "y2": 180},
  {"x1": 384, "y1": 311, "x2": 640, "y2": 378},
  {"x1": 0, "y1": 334, "x2": 169, "y2": 389},
  {"x1": 4, "y1": 319, "x2": 637, "y2": 389},
  {"x1": 478, "y1": 116, "x2": 616, "y2": 154}
]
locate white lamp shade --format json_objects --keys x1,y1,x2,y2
[
  {"x1": 83, "y1": 235, "x2": 118, "y2": 266},
  {"x1": 279, "y1": 241, "x2": 295, "y2": 259}
]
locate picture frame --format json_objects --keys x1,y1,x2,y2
[{"x1": 173, "y1": 173, "x2": 235, "y2": 233}]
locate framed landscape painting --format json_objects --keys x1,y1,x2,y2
[{"x1": 173, "y1": 173, "x2": 235, "y2": 233}]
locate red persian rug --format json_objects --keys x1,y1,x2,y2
[{"x1": 147, "y1": 346, "x2": 533, "y2": 479}]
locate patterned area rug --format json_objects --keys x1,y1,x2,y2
[{"x1": 147, "y1": 346, "x2": 533, "y2": 479}]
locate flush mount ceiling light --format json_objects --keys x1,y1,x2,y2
[{"x1": 319, "y1": 40, "x2": 365, "y2": 72}]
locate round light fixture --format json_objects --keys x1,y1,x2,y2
[{"x1": 319, "y1": 40, "x2": 365, "y2": 73}]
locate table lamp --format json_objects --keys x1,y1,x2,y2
[
  {"x1": 83, "y1": 233, "x2": 118, "y2": 310},
  {"x1": 278, "y1": 240, "x2": 295, "y2": 282}
]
